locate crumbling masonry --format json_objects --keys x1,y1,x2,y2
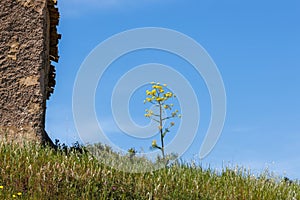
[{"x1": 0, "y1": 0, "x2": 60, "y2": 144}]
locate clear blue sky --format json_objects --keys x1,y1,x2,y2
[{"x1": 46, "y1": 0, "x2": 300, "y2": 179}]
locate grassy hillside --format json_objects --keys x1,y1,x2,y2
[{"x1": 0, "y1": 141, "x2": 299, "y2": 199}]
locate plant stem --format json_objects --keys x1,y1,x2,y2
[{"x1": 159, "y1": 102, "x2": 165, "y2": 159}]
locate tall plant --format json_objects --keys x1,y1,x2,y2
[{"x1": 144, "y1": 82, "x2": 181, "y2": 159}]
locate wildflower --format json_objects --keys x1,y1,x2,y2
[
  {"x1": 17, "y1": 192, "x2": 22, "y2": 196},
  {"x1": 144, "y1": 82, "x2": 180, "y2": 159},
  {"x1": 146, "y1": 97, "x2": 152, "y2": 102},
  {"x1": 152, "y1": 140, "x2": 157, "y2": 147},
  {"x1": 12, "y1": 195, "x2": 16, "y2": 198},
  {"x1": 0, "y1": 185, "x2": 3, "y2": 189},
  {"x1": 151, "y1": 89, "x2": 156, "y2": 95},
  {"x1": 164, "y1": 92, "x2": 173, "y2": 98},
  {"x1": 145, "y1": 110, "x2": 153, "y2": 118},
  {"x1": 152, "y1": 85, "x2": 162, "y2": 90},
  {"x1": 172, "y1": 112, "x2": 177, "y2": 117}
]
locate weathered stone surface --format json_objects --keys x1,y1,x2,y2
[{"x1": 0, "y1": 0, "x2": 60, "y2": 144}]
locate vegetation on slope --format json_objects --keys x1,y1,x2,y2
[{"x1": 0, "y1": 141, "x2": 299, "y2": 199}]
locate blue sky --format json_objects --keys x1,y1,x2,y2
[{"x1": 46, "y1": 0, "x2": 300, "y2": 178}]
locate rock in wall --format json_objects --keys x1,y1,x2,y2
[{"x1": 0, "y1": 0, "x2": 60, "y2": 144}]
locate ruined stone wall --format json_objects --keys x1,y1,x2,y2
[{"x1": 0, "y1": 0, "x2": 60, "y2": 144}]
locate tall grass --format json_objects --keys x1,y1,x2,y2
[{"x1": 0, "y1": 141, "x2": 299, "y2": 199}]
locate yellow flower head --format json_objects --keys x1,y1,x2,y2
[
  {"x1": 151, "y1": 89, "x2": 156, "y2": 96},
  {"x1": 152, "y1": 140, "x2": 157, "y2": 147},
  {"x1": 156, "y1": 97, "x2": 164, "y2": 102},
  {"x1": 17, "y1": 192, "x2": 22, "y2": 196},
  {"x1": 0, "y1": 185, "x2": 3, "y2": 189},
  {"x1": 164, "y1": 92, "x2": 173, "y2": 98},
  {"x1": 12, "y1": 195, "x2": 16, "y2": 198},
  {"x1": 152, "y1": 85, "x2": 163, "y2": 90},
  {"x1": 146, "y1": 97, "x2": 152, "y2": 102}
]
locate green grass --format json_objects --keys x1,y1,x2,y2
[{"x1": 0, "y1": 141, "x2": 299, "y2": 199}]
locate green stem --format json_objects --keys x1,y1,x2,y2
[{"x1": 159, "y1": 102, "x2": 165, "y2": 159}]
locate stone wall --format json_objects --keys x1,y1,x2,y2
[{"x1": 0, "y1": 0, "x2": 60, "y2": 144}]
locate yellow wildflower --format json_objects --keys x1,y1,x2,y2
[
  {"x1": 164, "y1": 92, "x2": 173, "y2": 98},
  {"x1": 146, "y1": 97, "x2": 152, "y2": 102},
  {"x1": 146, "y1": 90, "x2": 151, "y2": 95},
  {"x1": 12, "y1": 195, "x2": 16, "y2": 198},
  {"x1": 145, "y1": 110, "x2": 153, "y2": 118},
  {"x1": 152, "y1": 85, "x2": 162, "y2": 90},
  {"x1": 0, "y1": 185, "x2": 3, "y2": 189},
  {"x1": 151, "y1": 89, "x2": 156, "y2": 95},
  {"x1": 156, "y1": 97, "x2": 164, "y2": 102},
  {"x1": 17, "y1": 192, "x2": 22, "y2": 196},
  {"x1": 152, "y1": 140, "x2": 157, "y2": 147}
]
